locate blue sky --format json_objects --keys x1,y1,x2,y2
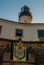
[{"x1": 0, "y1": 0, "x2": 44, "y2": 23}]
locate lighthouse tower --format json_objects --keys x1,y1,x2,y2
[{"x1": 19, "y1": 5, "x2": 32, "y2": 23}]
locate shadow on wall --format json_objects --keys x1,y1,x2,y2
[{"x1": 0, "y1": 44, "x2": 11, "y2": 65}]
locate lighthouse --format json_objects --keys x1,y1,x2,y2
[{"x1": 19, "y1": 5, "x2": 32, "y2": 23}]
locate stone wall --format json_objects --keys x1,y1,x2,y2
[
  {"x1": 2, "y1": 62, "x2": 35, "y2": 65},
  {"x1": 0, "y1": 40, "x2": 11, "y2": 61},
  {"x1": 0, "y1": 39, "x2": 44, "y2": 65}
]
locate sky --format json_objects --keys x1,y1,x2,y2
[{"x1": 0, "y1": 0, "x2": 44, "y2": 23}]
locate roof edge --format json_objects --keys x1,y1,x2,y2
[{"x1": 0, "y1": 18, "x2": 44, "y2": 25}]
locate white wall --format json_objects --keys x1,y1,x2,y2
[{"x1": 0, "y1": 19, "x2": 44, "y2": 41}]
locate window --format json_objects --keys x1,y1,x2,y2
[
  {"x1": 16, "y1": 29, "x2": 23, "y2": 36},
  {"x1": 0, "y1": 26, "x2": 2, "y2": 34},
  {"x1": 21, "y1": 7, "x2": 24, "y2": 12},
  {"x1": 38, "y1": 30, "x2": 44, "y2": 37},
  {"x1": 24, "y1": 20, "x2": 27, "y2": 22}
]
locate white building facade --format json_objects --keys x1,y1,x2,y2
[{"x1": 0, "y1": 18, "x2": 44, "y2": 41}]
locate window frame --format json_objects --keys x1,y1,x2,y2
[
  {"x1": 15, "y1": 29, "x2": 23, "y2": 37},
  {"x1": 38, "y1": 30, "x2": 44, "y2": 38},
  {"x1": 0, "y1": 26, "x2": 2, "y2": 35}
]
